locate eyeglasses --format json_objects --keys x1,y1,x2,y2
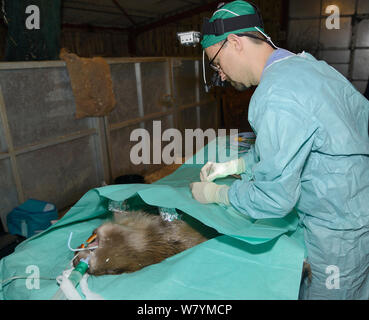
[
  {"x1": 208, "y1": 39, "x2": 228, "y2": 72},
  {"x1": 208, "y1": 33, "x2": 274, "y2": 72}
]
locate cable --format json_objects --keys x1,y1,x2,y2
[
  {"x1": 202, "y1": 50, "x2": 207, "y2": 85},
  {"x1": 1, "y1": 275, "x2": 56, "y2": 287},
  {"x1": 254, "y1": 26, "x2": 278, "y2": 49}
]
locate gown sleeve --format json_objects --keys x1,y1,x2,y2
[
  {"x1": 239, "y1": 144, "x2": 258, "y2": 180},
  {"x1": 228, "y1": 102, "x2": 318, "y2": 219}
]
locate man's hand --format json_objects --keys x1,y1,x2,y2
[
  {"x1": 200, "y1": 158, "x2": 245, "y2": 182},
  {"x1": 190, "y1": 182, "x2": 230, "y2": 205}
]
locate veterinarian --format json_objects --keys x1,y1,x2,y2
[{"x1": 190, "y1": 0, "x2": 369, "y2": 300}]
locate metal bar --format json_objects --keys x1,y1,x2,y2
[
  {"x1": 0, "y1": 60, "x2": 65, "y2": 70},
  {"x1": 109, "y1": 109, "x2": 175, "y2": 132},
  {"x1": 109, "y1": 97, "x2": 215, "y2": 133},
  {"x1": 111, "y1": 0, "x2": 137, "y2": 26},
  {"x1": 98, "y1": 117, "x2": 112, "y2": 184},
  {"x1": 0, "y1": 152, "x2": 9, "y2": 160},
  {"x1": 89, "y1": 117, "x2": 111, "y2": 185},
  {"x1": 108, "y1": 57, "x2": 168, "y2": 64},
  {"x1": 0, "y1": 86, "x2": 25, "y2": 204},
  {"x1": 168, "y1": 57, "x2": 203, "y2": 61},
  {"x1": 0, "y1": 57, "x2": 174, "y2": 70},
  {"x1": 104, "y1": 116, "x2": 114, "y2": 182},
  {"x1": 134, "y1": 62, "x2": 145, "y2": 121},
  {"x1": 13, "y1": 129, "x2": 97, "y2": 156},
  {"x1": 165, "y1": 58, "x2": 174, "y2": 128},
  {"x1": 178, "y1": 98, "x2": 215, "y2": 111},
  {"x1": 169, "y1": 58, "x2": 181, "y2": 132}
]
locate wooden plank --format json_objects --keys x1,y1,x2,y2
[
  {"x1": 0, "y1": 86, "x2": 25, "y2": 203},
  {"x1": 92, "y1": 117, "x2": 112, "y2": 184},
  {"x1": 0, "y1": 56, "x2": 202, "y2": 70},
  {"x1": 178, "y1": 98, "x2": 215, "y2": 111},
  {"x1": 0, "y1": 60, "x2": 66, "y2": 70},
  {"x1": 13, "y1": 129, "x2": 97, "y2": 156},
  {"x1": 130, "y1": 1, "x2": 219, "y2": 35},
  {"x1": 109, "y1": 109, "x2": 175, "y2": 132},
  {"x1": 0, "y1": 152, "x2": 10, "y2": 160}
]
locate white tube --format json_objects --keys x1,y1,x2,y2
[
  {"x1": 67, "y1": 232, "x2": 98, "y2": 252},
  {"x1": 202, "y1": 50, "x2": 207, "y2": 85},
  {"x1": 254, "y1": 26, "x2": 278, "y2": 49},
  {"x1": 212, "y1": 9, "x2": 240, "y2": 17}
]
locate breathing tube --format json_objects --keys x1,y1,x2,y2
[
  {"x1": 51, "y1": 232, "x2": 103, "y2": 300},
  {"x1": 51, "y1": 257, "x2": 90, "y2": 300}
]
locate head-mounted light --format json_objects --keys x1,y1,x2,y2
[{"x1": 177, "y1": 2, "x2": 277, "y2": 92}]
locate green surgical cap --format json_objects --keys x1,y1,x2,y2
[{"x1": 201, "y1": 0, "x2": 268, "y2": 49}]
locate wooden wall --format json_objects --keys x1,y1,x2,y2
[
  {"x1": 61, "y1": 27, "x2": 129, "y2": 58},
  {"x1": 0, "y1": 0, "x2": 287, "y2": 59},
  {"x1": 134, "y1": 12, "x2": 210, "y2": 57},
  {"x1": 134, "y1": 0, "x2": 287, "y2": 57}
]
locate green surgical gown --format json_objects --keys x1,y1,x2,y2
[{"x1": 228, "y1": 52, "x2": 369, "y2": 299}]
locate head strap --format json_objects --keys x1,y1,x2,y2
[{"x1": 202, "y1": 13, "x2": 263, "y2": 36}]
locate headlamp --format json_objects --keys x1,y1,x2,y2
[
  {"x1": 176, "y1": 2, "x2": 277, "y2": 92},
  {"x1": 176, "y1": 31, "x2": 201, "y2": 47}
]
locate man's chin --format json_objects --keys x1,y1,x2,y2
[{"x1": 229, "y1": 80, "x2": 249, "y2": 91}]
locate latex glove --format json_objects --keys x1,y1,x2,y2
[
  {"x1": 200, "y1": 158, "x2": 245, "y2": 182},
  {"x1": 190, "y1": 182, "x2": 230, "y2": 205}
]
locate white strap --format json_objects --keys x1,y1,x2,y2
[
  {"x1": 57, "y1": 268, "x2": 83, "y2": 300},
  {"x1": 80, "y1": 274, "x2": 105, "y2": 300}
]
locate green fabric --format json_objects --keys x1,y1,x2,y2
[
  {"x1": 229, "y1": 52, "x2": 369, "y2": 299},
  {"x1": 0, "y1": 137, "x2": 305, "y2": 300},
  {"x1": 201, "y1": 0, "x2": 268, "y2": 49}
]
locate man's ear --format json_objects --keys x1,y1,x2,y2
[{"x1": 227, "y1": 34, "x2": 243, "y2": 52}]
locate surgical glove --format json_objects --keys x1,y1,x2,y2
[
  {"x1": 190, "y1": 182, "x2": 230, "y2": 205},
  {"x1": 200, "y1": 158, "x2": 246, "y2": 182}
]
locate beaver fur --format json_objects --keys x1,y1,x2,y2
[{"x1": 73, "y1": 211, "x2": 208, "y2": 275}]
